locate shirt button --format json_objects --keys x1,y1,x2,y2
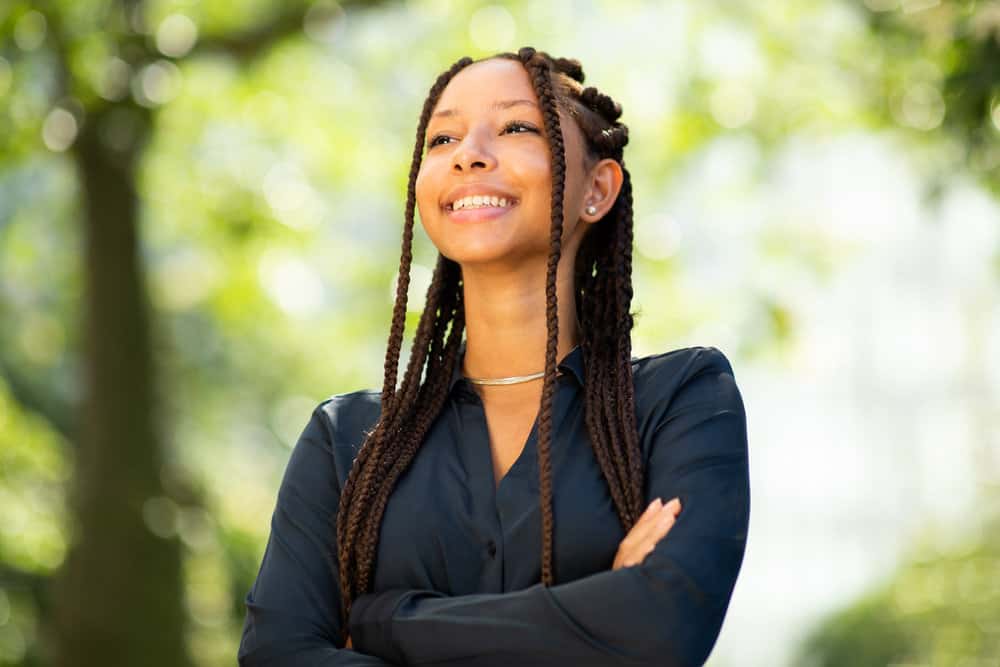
[{"x1": 486, "y1": 540, "x2": 497, "y2": 558}]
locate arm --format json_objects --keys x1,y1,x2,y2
[
  {"x1": 348, "y1": 348, "x2": 750, "y2": 667},
  {"x1": 238, "y1": 403, "x2": 400, "y2": 667}
]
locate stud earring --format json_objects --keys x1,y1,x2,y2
[{"x1": 585, "y1": 205, "x2": 597, "y2": 215}]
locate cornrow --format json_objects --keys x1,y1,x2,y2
[{"x1": 334, "y1": 47, "x2": 642, "y2": 638}]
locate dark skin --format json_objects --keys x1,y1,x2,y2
[{"x1": 345, "y1": 58, "x2": 682, "y2": 649}]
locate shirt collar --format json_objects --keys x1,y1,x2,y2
[{"x1": 448, "y1": 339, "x2": 585, "y2": 395}]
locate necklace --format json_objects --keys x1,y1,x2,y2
[
  {"x1": 462, "y1": 344, "x2": 578, "y2": 385},
  {"x1": 464, "y1": 370, "x2": 546, "y2": 386}
]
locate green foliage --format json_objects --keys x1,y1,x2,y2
[
  {"x1": 864, "y1": 0, "x2": 1000, "y2": 196},
  {"x1": 0, "y1": 380, "x2": 67, "y2": 666},
  {"x1": 796, "y1": 505, "x2": 1000, "y2": 666},
  {"x1": 1, "y1": 0, "x2": 998, "y2": 665}
]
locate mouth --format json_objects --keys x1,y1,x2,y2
[{"x1": 443, "y1": 197, "x2": 519, "y2": 223}]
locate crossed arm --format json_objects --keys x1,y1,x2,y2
[
  {"x1": 239, "y1": 349, "x2": 750, "y2": 667},
  {"x1": 348, "y1": 351, "x2": 751, "y2": 667}
]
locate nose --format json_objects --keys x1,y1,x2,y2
[{"x1": 451, "y1": 130, "x2": 497, "y2": 173}]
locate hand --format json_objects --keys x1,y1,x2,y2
[{"x1": 612, "y1": 497, "x2": 682, "y2": 570}]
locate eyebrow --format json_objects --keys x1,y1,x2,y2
[{"x1": 431, "y1": 99, "x2": 538, "y2": 119}]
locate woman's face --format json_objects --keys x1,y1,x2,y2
[{"x1": 415, "y1": 58, "x2": 593, "y2": 268}]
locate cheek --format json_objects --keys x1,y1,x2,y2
[
  {"x1": 414, "y1": 163, "x2": 436, "y2": 215},
  {"x1": 508, "y1": 148, "x2": 551, "y2": 200}
]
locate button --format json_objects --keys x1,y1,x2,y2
[{"x1": 486, "y1": 540, "x2": 497, "y2": 558}]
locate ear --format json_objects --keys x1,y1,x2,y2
[{"x1": 580, "y1": 158, "x2": 624, "y2": 222}]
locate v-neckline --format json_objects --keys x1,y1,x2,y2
[{"x1": 488, "y1": 409, "x2": 541, "y2": 490}]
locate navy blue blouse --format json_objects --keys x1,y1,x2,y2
[{"x1": 238, "y1": 342, "x2": 750, "y2": 667}]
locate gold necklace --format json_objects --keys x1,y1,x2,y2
[
  {"x1": 464, "y1": 370, "x2": 546, "y2": 386},
  {"x1": 462, "y1": 344, "x2": 578, "y2": 385}
]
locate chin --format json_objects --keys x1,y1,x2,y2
[{"x1": 439, "y1": 243, "x2": 516, "y2": 267}]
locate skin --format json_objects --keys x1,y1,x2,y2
[{"x1": 612, "y1": 497, "x2": 683, "y2": 570}]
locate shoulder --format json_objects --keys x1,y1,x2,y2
[
  {"x1": 313, "y1": 388, "x2": 383, "y2": 453},
  {"x1": 632, "y1": 344, "x2": 735, "y2": 380},
  {"x1": 631, "y1": 345, "x2": 744, "y2": 425},
  {"x1": 632, "y1": 345, "x2": 738, "y2": 392}
]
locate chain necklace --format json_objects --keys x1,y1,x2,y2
[
  {"x1": 463, "y1": 344, "x2": 578, "y2": 385},
  {"x1": 464, "y1": 369, "x2": 546, "y2": 386}
]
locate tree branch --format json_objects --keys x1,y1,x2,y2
[{"x1": 191, "y1": 0, "x2": 388, "y2": 62}]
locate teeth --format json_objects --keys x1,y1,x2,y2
[{"x1": 449, "y1": 195, "x2": 515, "y2": 211}]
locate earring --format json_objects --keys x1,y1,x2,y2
[{"x1": 585, "y1": 205, "x2": 597, "y2": 215}]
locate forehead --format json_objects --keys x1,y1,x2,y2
[{"x1": 431, "y1": 59, "x2": 538, "y2": 118}]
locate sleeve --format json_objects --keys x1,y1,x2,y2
[
  {"x1": 238, "y1": 402, "x2": 400, "y2": 667},
  {"x1": 347, "y1": 348, "x2": 750, "y2": 667}
]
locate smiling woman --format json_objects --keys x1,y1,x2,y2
[{"x1": 238, "y1": 47, "x2": 750, "y2": 667}]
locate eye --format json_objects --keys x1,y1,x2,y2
[
  {"x1": 427, "y1": 134, "x2": 452, "y2": 148},
  {"x1": 502, "y1": 120, "x2": 539, "y2": 135},
  {"x1": 426, "y1": 121, "x2": 540, "y2": 149}
]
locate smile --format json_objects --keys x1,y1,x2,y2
[
  {"x1": 446, "y1": 195, "x2": 517, "y2": 211},
  {"x1": 444, "y1": 197, "x2": 519, "y2": 223}
]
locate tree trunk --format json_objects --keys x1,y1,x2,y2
[{"x1": 49, "y1": 104, "x2": 191, "y2": 667}]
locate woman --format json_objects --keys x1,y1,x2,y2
[{"x1": 238, "y1": 47, "x2": 750, "y2": 667}]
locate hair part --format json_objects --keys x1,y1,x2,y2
[{"x1": 334, "y1": 47, "x2": 641, "y2": 637}]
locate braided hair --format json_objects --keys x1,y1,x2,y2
[{"x1": 334, "y1": 47, "x2": 640, "y2": 635}]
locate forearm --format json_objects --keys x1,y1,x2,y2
[
  {"x1": 239, "y1": 642, "x2": 399, "y2": 667},
  {"x1": 349, "y1": 551, "x2": 737, "y2": 667},
  {"x1": 239, "y1": 646, "x2": 398, "y2": 666}
]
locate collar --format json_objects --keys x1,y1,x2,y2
[{"x1": 448, "y1": 339, "x2": 585, "y2": 395}]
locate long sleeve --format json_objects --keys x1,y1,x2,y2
[
  {"x1": 238, "y1": 403, "x2": 399, "y2": 667},
  {"x1": 348, "y1": 348, "x2": 750, "y2": 667}
]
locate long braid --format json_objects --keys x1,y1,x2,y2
[
  {"x1": 355, "y1": 256, "x2": 463, "y2": 593},
  {"x1": 335, "y1": 56, "x2": 473, "y2": 631},
  {"x1": 612, "y1": 167, "x2": 644, "y2": 514},
  {"x1": 516, "y1": 46, "x2": 566, "y2": 585},
  {"x1": 502, "y1": 51, "x2": 646, "y2": 561},
  {"x1": 568, "y1": 76, "x2": 645, "y2": 529},
  {"x1": 335, "y1": 48, "x2": 644, "y2": 640},
  {"x1": 575, "y1": 206, "x2": 633, "y2": 523}
]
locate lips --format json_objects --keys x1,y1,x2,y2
[
  {"x1": 441, "y1": 184, "x2": 519, "y2": 210},
  {"x1": 445, "y1": 199, "x2": 518, "y2": 223}
]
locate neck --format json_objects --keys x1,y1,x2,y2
[{"x1": 459, "y1": 256, "x2": 581, "y2": 382}]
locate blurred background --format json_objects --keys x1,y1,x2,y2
[{"x1": 1, "y1": 0, "x2": 999, "y2": 665}]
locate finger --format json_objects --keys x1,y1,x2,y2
[
  {"x1": 624, "y1": 542, "x2": 658, "y2": 568},
  {"x1": 647, "y1": 506, "x2": 679, "y2": 542},
  {"x1": 622, "y1": 513, "x2": 660, "y2": 550},
  {"x1": 619, "y1": 504, "x2": 682, "y2": 570},
  {"x1": 620, "y1": 499, "x2": 662, "y2": 547},
  {"x1": 641, "y1": 497, "x2": 663, "y2": 520},
  {"x1": 627, "y1": 497, "x2": 680, "y2": 546},
  {"x1": 635, "y1": 504, "x2": 680, "y2": 555}
]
